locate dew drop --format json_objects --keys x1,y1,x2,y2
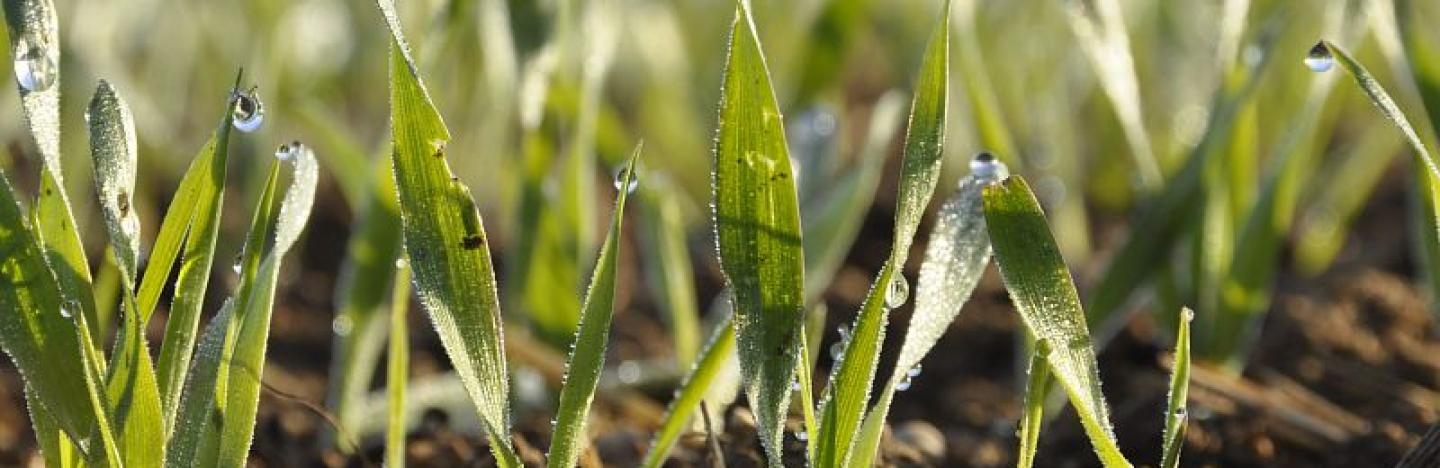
[
  {"x1": 1304, "y1": 42, "x2": 1334, "y2": 73},
  {"x1": 907, "y1": 363, "x2": 923, "y2": 378},
  {"x1": 969, "y1": 151, "x2": 1005, "y2": 179},
  {"x1": 12, "y1": 37, "x2": 56, "y2": 92},
  {"x1": 232, "y1": 253, "x2": 244, "y2": 274},
  {"x1": 885, "y1": 274, "x2": 910, "y2": 309},
  {"x1": 231, "y1": 88, "x2": 265, "y2": 133},
  {"x1": 612, "y1": 166, "x2": 639, "y2": 195},
  {"x1": 395, "y1": 257, "x2": 409, "y2": 269},
  {"x1": 1181, "y1": 308, "x2": 1195, "y2": 323},
  {"x1": 275, "y1": 141, "x2": 301, "y2": 161},
  {"x1": 896, "y1": 374, "x2": 914, "y2": 392},
  {"x1": 59, "y1": 306, "x2": 71, "y2": 318},
  {"x1": 1173, "y1": 407, "x2": 1188, "y2": 418},
  {"x1": 332, "y1": 315, "x2": 353, "y2": 336},
  {"x1": 791, "y1": 377, "x2": 802, "y2": 391},
  {"x1": 796, "y1": 430, "x2": 808, "y2": 441}
]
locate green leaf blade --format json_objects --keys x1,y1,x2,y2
[
  {"x1": 1160, "y1": 308, "x2": 1192, "y2": 468},
  {"x1": 376, "y1": 1, "x2": 518, "y2": 463},
  {"x1": 547, "y1": 149, "x2": 639, "y2": 468},
  {"x1": 815, "y1": 6, "x2": 948, "y2": 466},
  {"x1": 983, "y1": 176, "x2": 1130, "y2": 468},
  {"x1": 710, "y1": 3, "x2": 806, "y2": 463}
]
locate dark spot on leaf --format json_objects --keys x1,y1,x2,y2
[{"x1": 461, "y1": 235, "x2": 484, "y2": 250}]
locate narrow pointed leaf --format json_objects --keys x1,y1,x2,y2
[
  {"x1": 983, "y1": 176, "x2": 1130, "y2": 467},
  {"x1": 375, "y1": 0, "x2": 519, "y2": 464},
  {"x1": 0, "y1": 172, "x2": 109, "y2": 460},
  {"x1": 90, "y1": 80, "x2": 165, "y2": 467},
  {"x1": 850, "y1": 155, "x2": 1004, "y2": 467},
  {"x1": 386, "y1": 262, "x2": 411, "y2": 468},
  {"x1": 1016, "y1": 338, "x2": 1052, "y2": 468},
  {"x1": 547, "y1": 149, "x2": 639, "y2": 468},
  {"x1": 816, "y1": 5, "x2": 948, "y2": 466},
  {"x1": 710, "y1": 2, "x2": 806, "y2": 462},
  {"x1": 148, "y1": 109, "x2": 235, "y2": 432},
  {"x1": 1160, "y1": 308, "x2": 1192, "y2": 468},
  {"x1": 5, "y1": 0, "x2": 101, "y2": 350},
  {"x1": 215, "y1": 147, "x2": 318, "y2": 466},
  {"x1": 641, "y1": 317, "x2": 738, "y2": 468}
]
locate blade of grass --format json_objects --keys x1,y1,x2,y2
[
  {"x1": 375, "y1": 0, "x2": 520, "y2": 464},
  {"x1": 148, "y1": 96, "x2": 237, "y2": 433},
  {"x1": 214, "y1": 145, "x2": 318, "y2": 466},
  {"x1": 1325, "y1": 40, "x2": 1440, "y2": 313},
  {"x1": 815, "y1": 4, "x2": 948, "y2": 465},
  {"x1": 0, "y1": 172, "x2": 112, "y2": 460},
  {"x1": 710, "y1": 1, "x2": 807, "y2": 462},
  {"x1": 328, "y1": 154, "x2": 404, "y2": 445},
  {"x1": 547, "y1": 147, "x2": 640, "y2": 468},
  {"x1": 90, "y1": 80, "x2": 165, "y2": 467},
  {"x1": 984, "y1": 176, "x2": 1130, "y2": 467},
  {"x1": 1016, "y1": 337, "x2": 1052, "y2": 468},
  {"x1": 1160, "y1": 308, "x2": 1192, "y2": 468},
  {"x1": 640, "y1": 315, "x2": 738, "y2": 468},
  {"x1": 386, "y1": 260, "x2": 411, "y2": 468},
  {"x1": 1325, "y1": 41, "x2": 1440, "y2": 200},
  {"x1": 6, "y1": 0, "x2": 104, "y2": 353},
  {"x1": 849, "y1": 154, "x2": 1006, "y2": 468},
  {"x1": 1058, "y1": 0, "x2": 1161, "y2": 189}
]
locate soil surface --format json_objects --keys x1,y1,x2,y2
[{"x1": 1, "y1": 167, "x2": 1437, "y2": 468}]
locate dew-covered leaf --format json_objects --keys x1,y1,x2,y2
[
  {"x1": 815, "y1": 4, "x2": 948, "y2": 465},
  {"x1": 375, "y1": 0, "x2": 519, "y2": 464},
  {"x1": 89, "y1": 80, "x2": 165, "y2": 467},
  {"x1": 710, "y1": 2, "x2": 806, "y2": 462},
  {"x1": 547, "y1": 148, "x2": 639, "y2": 468},
  {"x1": 1160, "y1": 308, "x2": 1192, "y2": 468},
  {"x1": 849, "y1": 154, "x2": 1004, "y2": 467},
  {"x1": 984, "y1": 176, "x2": 1129, "y2": 467}
]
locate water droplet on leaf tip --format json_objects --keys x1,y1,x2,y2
[
  {"x1": 12, "y1": 37, "x2": 56, "y2": 92},
  {"x1": 612, "y1": 166, "x2": 639, "y2": 195},
  {"x1": 1182, "y1": 308, "x2": 1195, "y2": 323},
  {"x1": 1304, "y1": 42, "x2": 1334, "y2": 73},
  {"x1": 885, "y1": 275, "x2": 910, "y2": 309},
  {"x1": 231, "y1": 88, "x2": 265, "y2": 133},
  {"x1": 970, "y1": 152, "x2": 1005, "y2": 179}
]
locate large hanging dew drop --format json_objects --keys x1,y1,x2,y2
[
  {"x1": 613, "y1": 166, "x2": 639, "y2": 195},
  {"x1": 231, "y1": 88, "x2": 266, "y2": 132},
  {"x1": 1304, "y1": 42, "x2": 1334, "y2": 73},
  {"x1": 969, "y1": 151, "x2": 1003, "y2": 178},
  {"x1": 12, "y1": 37, "x2": 56, "y2": 92},
  {"x1": 885, "y1": 274, "x2": 910, "y2": 309}
]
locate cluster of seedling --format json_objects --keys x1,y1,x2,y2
[{"x1": 3, "y1": 0, "x2": 1440, "y2": 466}]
